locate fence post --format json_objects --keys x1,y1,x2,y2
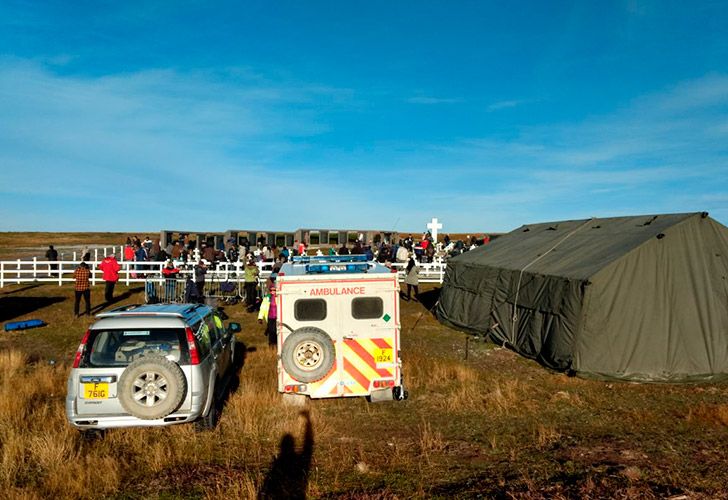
[
  {"x1": 73, "y1": 252, "x2": 77, "y2": 261},
  {"x1": 58, "y1": 261, "x2": 63, "y2": 286},
  {"x1": 33, "y1": 257, "x2": 37, "y2": 279},
  {"x1": 0, "y1": 262, "x2": 4, "y2": 288},
  {"x1": 16, "y1": 259, "x2": 20, "y2": 283}
]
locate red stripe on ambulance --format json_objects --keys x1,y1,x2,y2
[
  {"x1": 346, "y1": 339, "x2": 393, "y2": 378},
  {"x1": 371, "y1": 338, "x2": 392, "y2": 350},
  {"x1": 343, "y1": 357, "x2": 371, "y2": 390}
]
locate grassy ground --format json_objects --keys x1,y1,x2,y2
[{"x1": 1, "y1": 281, "x2": 727, "y2": 499}]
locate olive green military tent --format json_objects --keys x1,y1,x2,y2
[{"x1": 435, "y1": 212, "x2": 728, "y2": 382}]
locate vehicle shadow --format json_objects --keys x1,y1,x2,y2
[
  {"x1": 89, "y1": 286, "x2": 144, "y2": 315},
  {"x1": 417, "y1": 287, "x2": 441, "y2": 312},
  {"x1": 0, "y1": 296, "x2": 65, "y2": 322},
  {"x1": 214, "y1": 340, "x2": 250, "y2": 417},
  {"x1": 258, "y1": 410, "x2": 314, "y2": 500}
]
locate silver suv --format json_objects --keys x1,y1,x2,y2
[{"x1": 65, "y1": 303, "x2": 240, "y2": 432}]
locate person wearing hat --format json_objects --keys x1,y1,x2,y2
[{"x1": 244, "y1": 255, "x2": 260, "y2": 312}]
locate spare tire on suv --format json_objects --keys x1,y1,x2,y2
[{"x1": 118, "y1": 355, "x2": 187, "y2": 420}]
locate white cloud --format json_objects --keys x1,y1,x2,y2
[
  {"x1": 0, "y1": 60, "x2": 726, "y2": 232},
  {"x1": 406, "y1": 96, "x2": 461, "y2": 104},
  {"x1": 373, "y1": 75, "x2": 728, "y2": 230},
  {"x1": 0, "y1": 58, "x2": 362, "y2": 230},
  {"x1": 486, "y1": 99, "x2": 525, "y2": 111}
]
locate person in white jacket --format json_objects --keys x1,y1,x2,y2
[
  {"x1": 404, "y1": 256, "x2": 419, "y2": 301},
  {"x1": 396, "y1": 244, "x2": 409, "y2": 263}
]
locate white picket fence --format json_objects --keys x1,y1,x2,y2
[
  {"x1": 0, "y1": 258, "x2": 446, "y2": 288},
  {"x1": 46, "y1": 246, "x2": 127, "y2": 262}
]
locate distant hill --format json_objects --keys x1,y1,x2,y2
[{"x1": 0, "y1": 232, "x2": 134, "y2": 260}]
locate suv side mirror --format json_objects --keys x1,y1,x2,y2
[{"x1": 228, "y1": 322, "x2": 241, "y2": 334}]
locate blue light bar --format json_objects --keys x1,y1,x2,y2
[
  {"x1": 292, "y1": 255, "x2": 368, "y2": 264},
  {"x1": 305, "y1": 263, "x2": 369, "y2": 274}
]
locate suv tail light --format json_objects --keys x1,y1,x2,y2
[
  {"x1": 72, "y1": 329, "x2": 91, "y2": 368},
  {"x1": 185, "y1": 327, "x2": 200, "y2": 365}
]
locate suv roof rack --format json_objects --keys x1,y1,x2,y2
[
  {"x1": 95, "y1": 303, "x2": 207, "y2": 319},
  {"x1": 96, "y1": 304, "x2": 144, "y2": 317}
]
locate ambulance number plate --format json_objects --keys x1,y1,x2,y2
[{"x1": 374, "y1": 348, "x2": 393, "y2": 365}]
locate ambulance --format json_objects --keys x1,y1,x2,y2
[{"x1": 274, "y1": 255, "x2": 407, "y2": 402}]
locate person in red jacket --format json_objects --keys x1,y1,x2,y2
[
  {"x1": 162, "y1": 260, "x2": 180, "y2": 302},
  {"x1": 98, "y1": 254, "x2": 121, "y2": 303}
]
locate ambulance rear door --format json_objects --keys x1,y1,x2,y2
[{"x1": 338, "y1": 277, "x2": 400, "y2": 397}]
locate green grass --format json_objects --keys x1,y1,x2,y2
[{"x1": 1, "y1": 281, "x2": 727, "y2": 499}]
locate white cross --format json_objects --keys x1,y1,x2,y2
[{"x1": 427, "y1": 217, "x2": 443, "y2": 241}]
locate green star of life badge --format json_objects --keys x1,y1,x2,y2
[{"x1": 383, "y1": 313, "x2": 391, "y2": 322}]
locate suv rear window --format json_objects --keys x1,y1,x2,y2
[{"x1": 84, "y1": 328, "x2": 190, "y2": 367}]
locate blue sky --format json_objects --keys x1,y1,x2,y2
[{"x1": 1, "y1": 1, "x2": 727, "y2": 233}]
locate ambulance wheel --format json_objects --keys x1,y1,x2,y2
[{"x1": 281, "y1": 328, "x2": 335, "y2": 383}]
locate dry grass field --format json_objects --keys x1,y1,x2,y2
[
  {"x1": 0, "y1": 235, "x2": 727, "y2": 499},
  {"x1": 0, "y1": 232, "x2": 131, "y2": 260}
]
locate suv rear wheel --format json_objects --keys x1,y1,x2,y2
[
  {"x1": 118, "y1": 356, "x2": 186, "y2": 420},
  {"x1": 195, "y1": 398, "x2": 219, "y2": 431}
]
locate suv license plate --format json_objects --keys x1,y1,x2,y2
[{"x1": 83, "y1": 382, "x2": 109, "y2": 399}]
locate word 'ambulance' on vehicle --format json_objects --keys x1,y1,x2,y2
[{"x1": 275, "y1": 255, "x2": 407, "y2": 402}]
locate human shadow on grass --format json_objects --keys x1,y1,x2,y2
[
  {"x1": 0, "y1": 284, "x2": 41, "y2": 296},
  {"x1": 89, "y1": 286, "x2": 144, "y2": 315},
  {"x1": 0, "y1": 295, "x2": 65, "y2": 322},
  {"x1": 258, "y1": 410, "x2": 314, "y2": 500}
]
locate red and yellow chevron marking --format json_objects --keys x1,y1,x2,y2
[
  {"x1": 305, "y1": 361, "x2": 340, "y2": 397},
  {"x1": 281, "y1": 357, "x2": 340, "y2": 398},
  {"x1": 342, "y1": 338, "x2": 395, "y2": 395}
]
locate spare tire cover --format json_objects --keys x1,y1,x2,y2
[
  {"x1": 281, "y1": 327, "x2": 335, "y2": 383},
  {"x1": 118, "y1": 355, "x2": 187, "y2": 420}
]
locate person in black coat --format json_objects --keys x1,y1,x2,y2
[{"x1": 45, "y1": 245, "x2": 59, "y2": 277}]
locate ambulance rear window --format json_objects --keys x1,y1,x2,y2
[
  {"x1": 295, "y1": 299, "x2": 327, "y2": 321},
  {"x1": 352, "y1": 297, "x2": 383, "y2": 320}
]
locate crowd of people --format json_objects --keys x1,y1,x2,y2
[{"x1": 63, "y1": 232, "x2": 489, "y2": 318}]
